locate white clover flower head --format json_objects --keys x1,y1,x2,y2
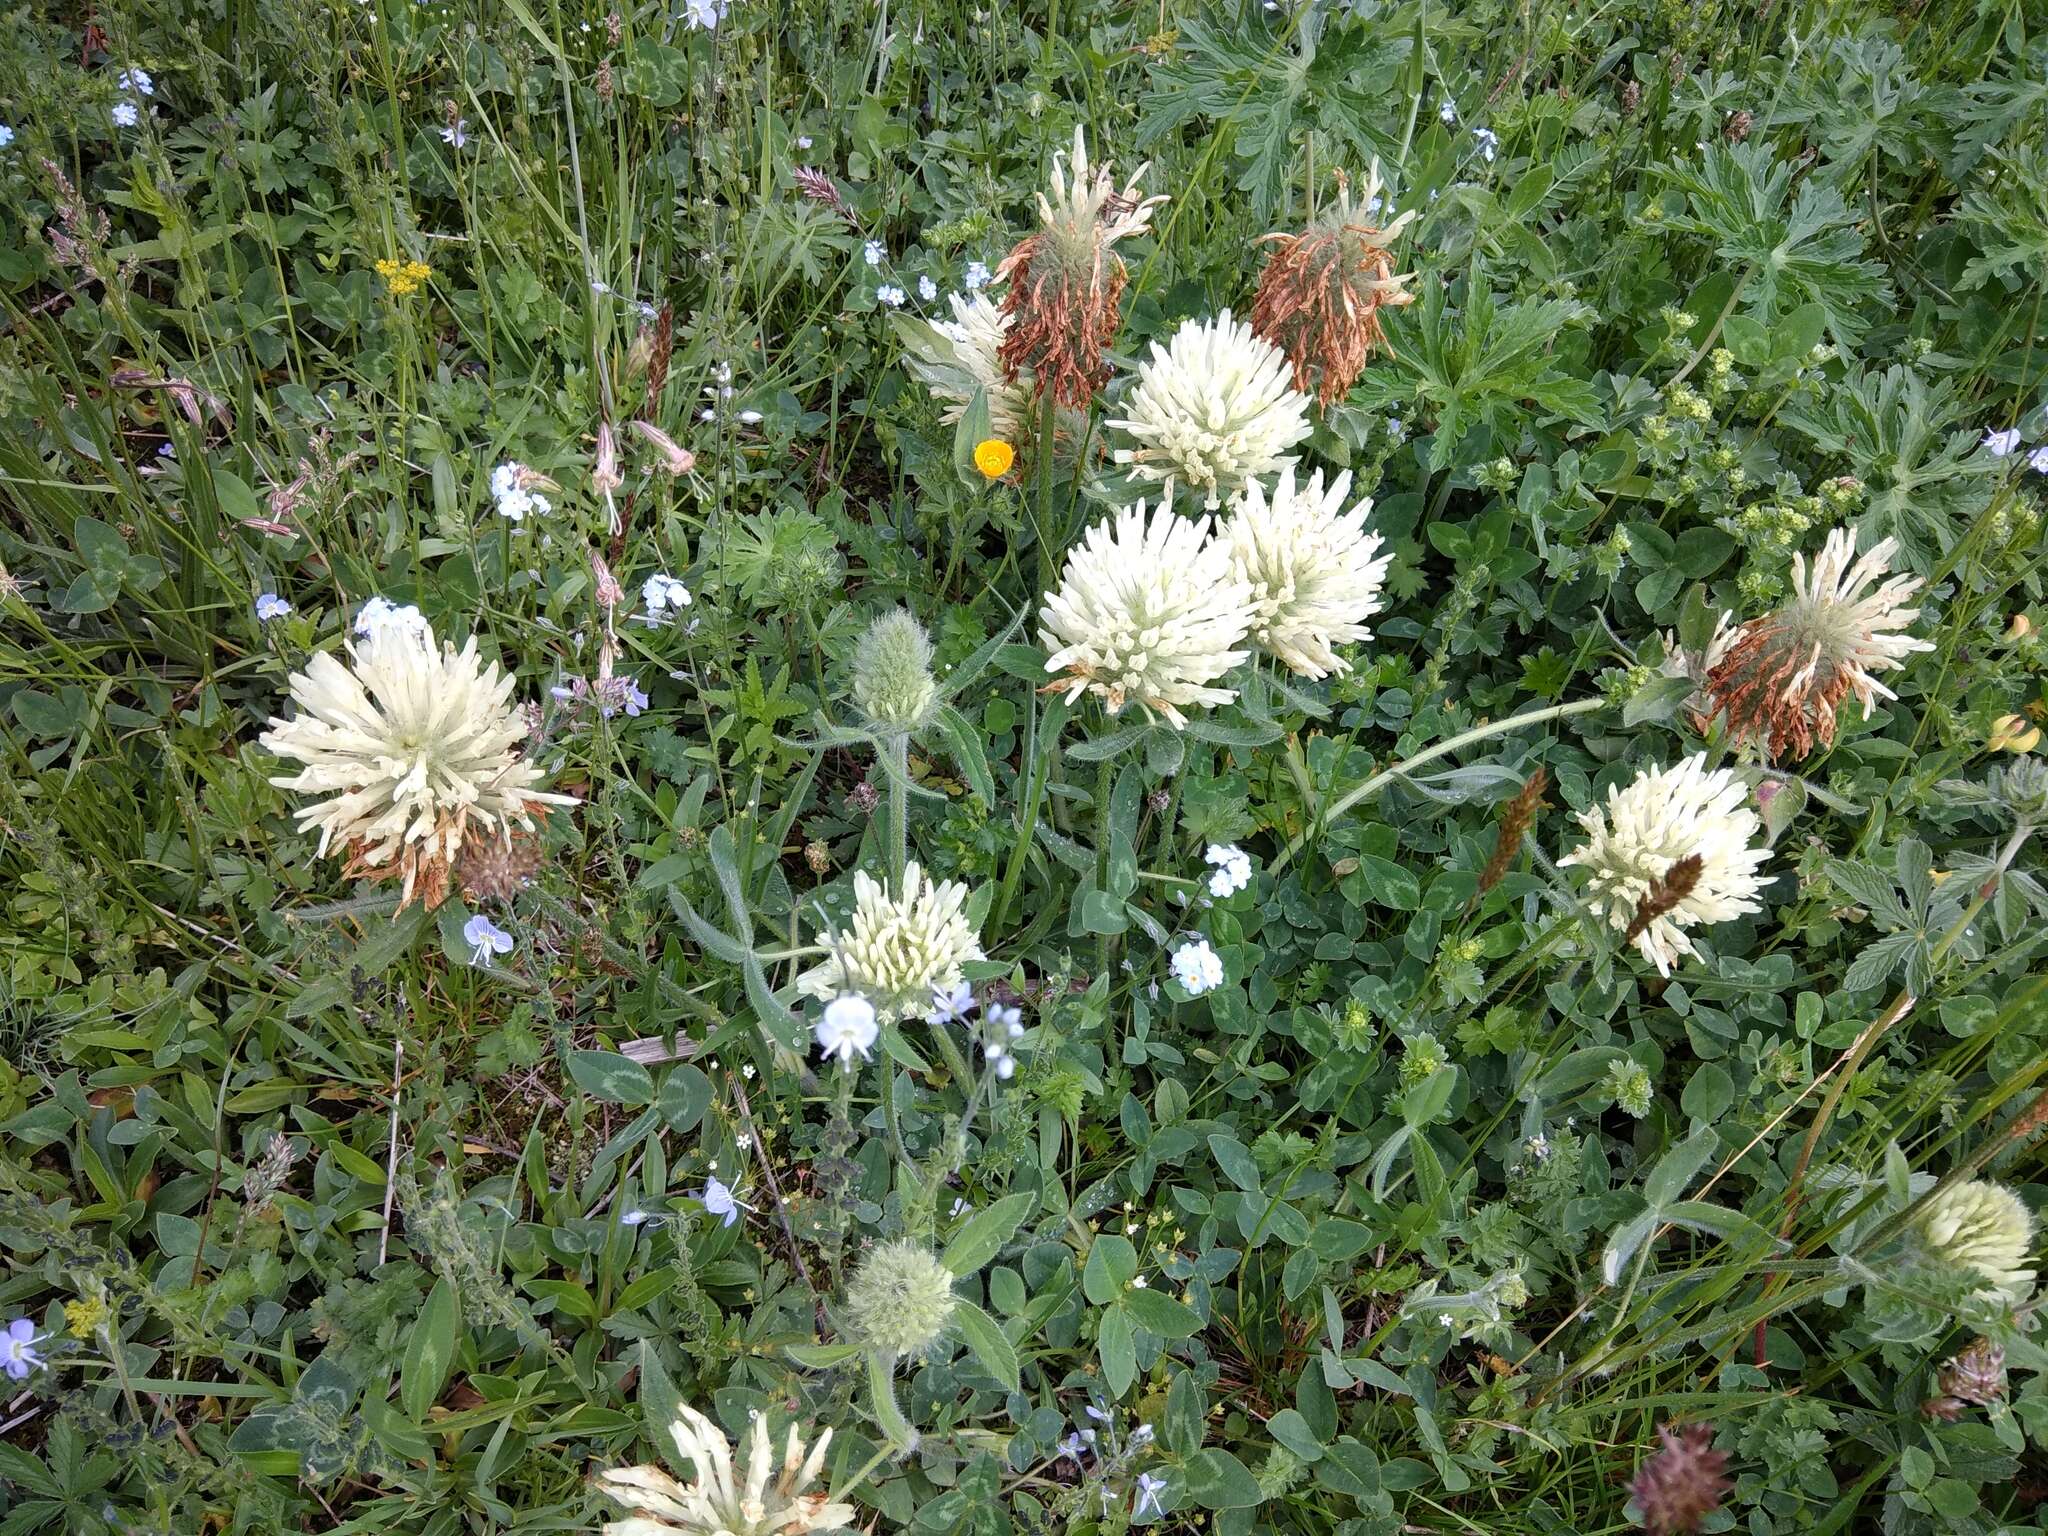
[
  {"x1": 463, "y1": 913, "x2": 513, "y2": 966},
  {"x1": 1982, "y1": 427, "x2": 2022, "y2": 457},
  {"x1": 846, "y1": 1240, "x2": 958, "y2": 1359},
  {"x1": 1558, "y1": 754, "x2": 1769, "y2": 977},
  {"x1": 1034, "y1": 122, "x2": 1167, "y2": 253},
  {"x1": 1705, "y1": 528, "x2": 1933, "y2": 759},
  {"x1": 1170, "y1": 938, "x2": 1225, "y2": 995},
  {"x1": 111, "y1": 101, "x2": 139, "y2": 128},
  {"x1": 799, "y1": 864, "x2": 985, "y2": 1021},
  {"x1": 643, "y1": 573, "x2": 692, "y2": 615},
  {"x1": 261, "y1": 619, "x2": 576, "y2": 909},
  {"x1": 594, "y1": 1405, "x2": 853, "y2": 1536},
  {"x1": 1204, "y1": 843, "x2": 1253, "y2": 900},
  {"x1": 901, "y1": 291, "x2": 1032, "y2": 443},
  {"x1": 814, "y1": 994, "x2": 879, "y2": 1069},
  {"x1": 255, "y1": 593, "x2": 291, "y2": 622},
  {"x1": 354, "y1": 596, "x2": 430, "y2": 639},
  {"x1": 1038, "y1": 501, "x2": 1254, "y2": 727},
  {"x1": 1221, "y1": 466, "x2": 1393, "y2": 678},
  {"x1": 1916, "y1": 1180, "x2": 2036, "y2": 1306},
  {"x1": 1109, "y1": 311, "x2": 1312, "y2": 510}
]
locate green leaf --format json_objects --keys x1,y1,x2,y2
[
  {"x1": 1082, "y1": 1234, "x2": 1139, "y2": 1304},
  {"x1": 1680, "y1": 1063, "x2": 1734, "y2": 1124},
  {"x1": 288, "y1": 904, "x2": 427, "y2": 1018},
  {"x1": 1123, "y1": 1287, "x2": 1202, "y2": 1339},
  {"x1": 656, "y1": 1065, "x2": 713, "y2": 1132},
  {"x1": 1097, "y1": 1304, "x2": 1136, "y2": 1397},
  {"x1": 1643, "y1": 1125, "x2": 1720, "y2": 1209},
  {"x1": 400, "y1": 1280, "x2": 461, "y2": 1422},
  {"x1": 1183, "y1": 1448, "x2": 1263, "y2": 1509},
  {"x1": 566, "y1": 1050, "x2": 656, "y2": 1106},
  {"x1": 941, "y1": 1190, "x2": 1036, "y2": 1277},
  {"x1": 951, "y1": 1300, "x2": 1020, "y2": 1391}
]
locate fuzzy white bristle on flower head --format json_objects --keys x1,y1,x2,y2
[
  {"x1": 1557, "y1": 755, "x2": 1769, "y2": 977},
  {"x1": 1109, "y1": 311, "x2": 1312, "y2": 510},
  {"x1": 1039, "y1": 501, "x2": 1254, "y2": 727},
  {"x1": 798, "y1": 864, "x2": 984, "y2": 1022},
  {"x1": 1705, "y1": 528, "x2": 1933, "y2": 760},
  {"x1": 1222, "y1": 466, "x2": 1393, "y2": 678},
  {"x1": 262, "y1": 615, "x2": 575, "y2": 910},
  {"x1": 594, "y1": 1405, "x2": 853, "y2": 1536}
]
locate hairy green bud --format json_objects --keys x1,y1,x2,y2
[
  {"x1": 846, "y1": 1240, "x2": 957, "y2": 1358},
  {"x1": 852, "y1": 610, "x2": 939, "y2": 733}
]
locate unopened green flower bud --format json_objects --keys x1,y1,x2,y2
[
  {"x1": 846, "y1": 1240, "x2": 957, "y2": 1358},
  {"x1": 852, "y1": 610, "x2": 939, "y2": 733}
]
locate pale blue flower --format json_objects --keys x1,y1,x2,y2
[
  {"x1": 463, "y1": 914, "x2": 514, "y2": 967},
  {"x1": 928, "y1": 980, "x2": 976, "y2": 1025},
  {"x1": 877, "y1": 284, "x2": 906, "y2": 307},
  {"x1": 863, "y1": 239, "x2": 884, "y2": 267},
  {"x1": 1438, "y1": 101, "x2": 1457, "y2": 124},
  {"x1": 441, "y1": 119, "x2": 469, "y2": 149},
  {"x1": 2030, "y1": 445, "x2": 2048, "y2": 475},
  {"x1": 964, "y1": 259, "x2": 991, "y2": 290},
  {"x1": 1473, "y1": 127, "x2": 1499, "y2": 162},
  {"x1": 1982, "y1": 428, "x2": 2022, "y2": 457},
  {"x1": 917, "y1": 275, "x2": 938, "y2": 302},
  {"x1": 1134, "y1": 1473, "x2": 1167, "y2": 1520},
  {"x1": 0, "y1": 126, "x2": 16, "y2": 149},
  {"x1": 111, "y1": 102, "x2": 139, "y2": 128},
  {"x1": 2, "y1": 1319, "x2": 45, "y2": 1380},
  {"x1": 117, "y1": 68, "x2": 154, "y2": 97},
  {"x1": 255, "y1": 593, "x2": 291, "y2": 622},
  {"x1": 699, "y1": 1175, "x2": 748, "y2": 1227}
]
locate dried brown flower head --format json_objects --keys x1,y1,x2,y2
[
  {"x1": 792, "y1": 166, "x2": 852, "y2": 220},
  {"x1": 1249, "y1": 163, "x2": 1416, "y2": 407},
  {"x1": 996, "y1": 126, "x2": 1166, "y2": 409},
  {"x1": 1628, "y1": 1422, "x2": 1730, "y2": 1535},
  {"x1": 1703, "y1": 530, "x2": 1932, "y2": 760},
  {"x1": 458, "y1": 830, "x2": 543, "y2": 903}
]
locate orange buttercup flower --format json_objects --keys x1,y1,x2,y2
[{"x1": 973, "y1": 439, "x2": 1015, "y2": 479}]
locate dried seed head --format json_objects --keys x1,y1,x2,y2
[
  {"x1": 1477, "y1": 765, "x2": 1548, "y2": 897},
  {"x1": 1627, "y1": 1422, "x2": 1729, "y2": 1536},
  {"x1": 1936, "y1": 1337, "x2": 2006, "y2": 1407},
  {"x1": 458, "y1": 829, "x2": 543, "y2": 903},
  {"x1": 1249, "y1": 163, "x2": 1417, "y2": 407},
  {"x1": 1723, "y1": 109, "x2": 1753, "y2": 142}
]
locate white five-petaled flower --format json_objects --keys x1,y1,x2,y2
[
  {"x1": 643, "y1": 573, "x2": 692, "y2": 615},
  {"x1": 798, "y1": 864, "x2": 985, "y2": 1021},
  {"x1": 111, "y1": 101, "x2": 139, "y2": 128},
  {"x1": 117, "y1": 67, "x2": 154, "y2": 96},
  {"x1": 490, "y1": 461, "x2": 553, "y2": 522},
  {"x1": 1558, "y1": 754, "x2": 1770, "y2": 977},
  {"x1": 1221, "y1": 466, "x2": 1393, "y2": 678},
  {"x1": 255, "y1": 593, "x2": 291, "y2": 622},
  {"x1": 1982, "y1": 427, "x2": 2022, "y2": 457},
  {"x1": 877, "y1": 284, "x2": 906, "y2": 308},
  {"x1": 1204, "y1": 844, "x2": 1253, "y2": 900},
  {"x1": 463, "y1": 914, "x2": 513, "y2": 967},
  {"x1": 1038, "y1": 501, "x2": 1255, "y2": 727},
  {"x1": 964, "y1": 259, "x2": 990, "y2": 290},
  {"x1": 679, "y1": 0, "x2": 728, "y2": 29},
  {"x1": 917, "y1": 274, "x2": 938, "y2": 302},
  {"x1": 3, "y1": 1319, "x2": 45, "y2": 1380},
  {"x1": 1170, "y1": 938, "x2": 1225, "y2": 996},
  {"x1": 1472, "y1": 127, "x2": 1499, "y2": 162},
  {"x1": 594, "y1": 1405, "x2": 854, "y2": 1536},
  {"x1": 1109, "y1": 311, "x2": 1312, "y2": 510},
  {"x1": 2030, "y1": 445, "x2": 2048, "y2": 475},
  {"x1": 862, "y1": 239, "x2": 884, "y2": 267},
  {"x1": 813, "y1": 994, "x2": 879, "y2": 1069},
  {"x1": 261, "y1": 618, "x2": 576, "y2": 908},
  {"x1": 1134, "y1": 1473, "x2": 1167, "y2": 1520}
]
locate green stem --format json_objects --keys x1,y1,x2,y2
[
  {"x1": 1271, "y1": 697, "x2": 1605, "y2": 875},
  {"x1": 884, "y1": 732, "x2": 909, "y2": 887},
  {"x1": 990, "y1": 693, "x2": 1070, "y2": 938}
]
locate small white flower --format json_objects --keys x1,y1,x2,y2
[
  {"x1": 0, "y1": 125, "x2": 14, "y2": 149},
  {"x1": 441, "y1": 119, "x2": 469, "y2": 148},
  {"x1": 680, "y1": 0, "x2": 727, "y2": 28},
  {"x1": 111, "y1": 101, "x2": 139, "y2": 128},
  {"x1": 863, "y1": 239, "x2": 885, "y2": 267},
  {"x1": 1109, "y1": 311, "x2": 1312, "y2": 510},
  {"x1": 1437, "y1": 1312, "x2": 1455, "y2": 1326},
  {"x1": 964, "y1": 259, "x2": 991, "y2": 290},
  {"x1": 1472, "y1": 127, "x2": 1499, "y2": 162},
  {"x1": 796, "y1": 134, "x2": 813, "y2": 149},
  {"x1": 917, "y1": 274, "x2": 938, "y2": 302},
  {"x1": 353, "y1": 596, "x2": 430, "y2": 639},
  {"x1": 736, "y1": 409, "x2": 763, "y2": 424},
  {"x1": 2030, "y1": 445, "x2": 2048, "y2": 475},
  {"x1": 699, "y1": 1175, "x2": 749, "y2": 1228},
  {"x1": 1439, "y1": 101, "x2": 1457, "y2": 124},
  {"x1": 463, "y1": 914, "x2": 514, "y2": 967},
  {"x1": 642, "y1": 573, "x2": 692, "y2": 614},
  {"x1": 1170, "y1": 939, "x2": 1225, "y2": 996},
  {"x1": 255, "y1": 593, "x2": 292, "y2": 622},
  {"x1": 1205, "y1": 844, "x2": 1253, "y2": 899},
  {"x1": 928, "y1": 979, "x2": 976, "y2": 1025},
  {"x1": 1134, "y1": 1472, "x2": 1166, "y2": 1520},
  {"x1": 1982, "y1": 427, "x2": 2022, "y2": 457},
  {"x1": 815, "y1": 994, "x2": 879, "y2": 1069},
  {"x1": 994, "y1": 1054, "x2": 1016, "y2": 1079},
  {"x1": 118, "y1": 68, "x2": 154, "y2": 97},
  {"x1": 877, "y1": 284, "x2": 906, "y2": 307}
]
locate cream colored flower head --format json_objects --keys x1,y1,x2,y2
[
  {"x1": 1558, "y1": 755, "x2": 1769, "y2": 976},
  {"x1": 1109, "y1": 311, "x2": 1312, "y2": 510},
  {"x1": 798, "y1": 864, "x2": 984, "y2": 1022},
  {"x1": 1916, "y1": 1180, "x2": 2037, "y2": 1307},
  {"x1": 900, "y1": 292, "x2": 1033, "y2": 442},
  {"x1": 1036, "y1": 122, "x2": 1167, "y2": 254},
  {"x1": 595, "y1": 1405, "x2": 853, "y2": 1536},
  {"x1": 1222, "y1": 467, "x2": 1392, "y2": 679},
  {"x1": 262, "y1": 620, "x2": 575, "y2": 909},
  {"x1": 1039, "y1": 501, "x2": 1254, "y2": 727}
]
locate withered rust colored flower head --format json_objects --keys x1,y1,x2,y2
[
  {"x1": 1703, "y1": 530, "x2": 1932, "y2": 761},
  {"x1": 1249, "y1": 163, "x2": 1417, "y2": 408},
  {"x1": 1628, "y1": 1422, "x2": 1730, "y2": 1535},
  {"x1": 996, "y1": 126, "x2": 1166, "y2": 410}
]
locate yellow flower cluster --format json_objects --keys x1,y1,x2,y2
[{"x1": 374, "y1": 258, "x2": 434, "y2": 297}]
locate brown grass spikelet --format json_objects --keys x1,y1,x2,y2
[
  {"x1": 1249, "y1": 163, "x2": 1416, "y2": 407},
  {"x1": 1476, "y1": 765, "x2": 1548, "y2": 897},
  {"x1": 1623, "y1": 854, "x2": 1703, "y2": 946}
]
